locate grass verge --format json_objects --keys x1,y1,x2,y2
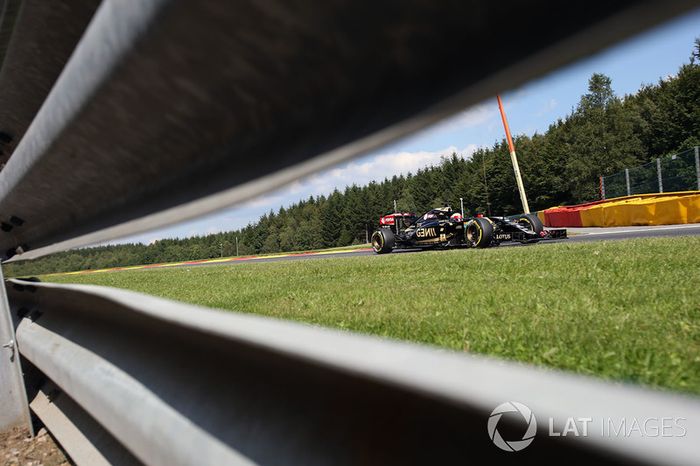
[{"x1": 45, "y1": 236, "x2": 700, "y2": 394}]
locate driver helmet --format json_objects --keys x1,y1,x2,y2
[{"x1": 450, "y1": 212, "x2": 462, "y2": 221}]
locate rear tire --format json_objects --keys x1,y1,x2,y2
[
  {"x1": 516, "y1": 213, "x2": 544, "y2": 235},
  {"x1": 371, "y1": 229, "x2": 395, "y2": 254},
  {"x1": 465, "y1": 218, "x2": 493, "y2": 248}
]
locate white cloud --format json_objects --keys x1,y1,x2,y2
[
  {"x1": 233, "y1": 145, "x2": 480, "y2": 217},
  {"x1": 433, "y1": 104, "x2": 497, "y2": 132},
  {"x1": 117, "y1": 145, "x2": 481, "y2": 242},
  {"x1": 661, "y1": 73, "x2": 676, "y2": 83},
  {"x1": 206, "y1": 226, "x2": 222, "y2": 235},
  {"x1": 292, "y1": 144, "x2": 479, "y2": 196},
  {"x1": 238, "y1": 181, "x2": 308, "y2": 210},
  {"x1": 240, "y1": 193, "x2": 286, "y2": 209},
  {"x1": 535, "y1": 98, "x2": 558, "y2": 116}
]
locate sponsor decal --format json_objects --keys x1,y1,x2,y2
[
  {"x1": 416, "y1": 227, "x2": 437, "y2": 238},
  {"x1": 495, "y1": 233, "x2": 512, "y2": 241}
]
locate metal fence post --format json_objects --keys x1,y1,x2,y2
[
  {"x1": 625, "y1": 168, "x2": 631, "y2": 196},
  {"x1": 695, "y1": 146, "x2": 700, "y2": 191},
  {"x1": 599, "y1": 176, "x2": 606, "y2": 199},
  {"x1": 656, "y1": 158, "x2": 663, "y2": 193},
  {"x1": 0, "y1": 266, "x2": 31, "y2": 432}
]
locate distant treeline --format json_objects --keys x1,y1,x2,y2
[{"x1": 7, "y1": 43, "x2": 700, "y2": 276}]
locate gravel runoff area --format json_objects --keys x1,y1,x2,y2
[{"x1": 0, "y1": 427, "x2": 69, "y2": 466}]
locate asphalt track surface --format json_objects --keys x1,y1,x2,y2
[
  {"x1": 230, "y1": 223, "x2": 700, "y2": 265},
  {"x1": 52, "y1": 223, "x2": 700, "y2": 277},
  {"x1": 45, "y1": 223, "x2": 700, "y2": 277}
]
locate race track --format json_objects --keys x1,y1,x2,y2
[
  {"x1": 156, "y1": 224, "x2": 700, "y2": 266},
  {"x1": 52, "y1": 223, "x2": 700, "y2": 276},
  {"x1": 232, "y1": 223, "x2": 700, "y2": 264}
]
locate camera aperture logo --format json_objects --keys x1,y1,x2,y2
[
  {"x1": 487, "y1": 401, "x2": 687, "y2": 453},
  {"x1": 487, "y1": 401, "x2": 537, "y2": 452}
]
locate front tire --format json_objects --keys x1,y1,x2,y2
[
  {"x1": 465, "y1": 218, "x2": 493, "y2": 248},
  {"x1": 371, "y1": 229, "x2": 395, "y2": 254},
  {"x1": 516, "y1": 213, "x2": 544, "y2": 235}
]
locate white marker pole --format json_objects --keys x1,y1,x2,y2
[
  {"x1": 393, "y1": 199, "x2": 399, "y2": 234},
  {"x1": 497, "y1": 95, "x2": 530, "y2": 214},
  {"x1": 460, "y1": 197, "x2": 464, "y2": 218}
]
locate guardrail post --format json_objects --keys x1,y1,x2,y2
[
  {"x1": 625, "y1": 168, "x2": 631, "y2": 196},
  {"x1": 599, "y1": 176, "x2": 605, "y2": 199},
  {"x1": 695, "y1": 146, "x2": 700, "y2": 191},
  {"x1": 656, "y1": 158, "x2": 663, "y2": 193},
  {"x1": 0, "y1": 267, "x2": 31, "y2": 432}
]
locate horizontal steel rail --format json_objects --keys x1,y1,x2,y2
[
  {"x1": 1, "y1": 0, "x2": 697, "y2": 260},
  {"x1": 0, "y1": 2, "x2": 698, "y2": 464},
  {"x1": 8, "y1": 279, "x2": 700, "y2": 465},
  {"x1": 0, "y1": 1, "x2": 100, "y2": 167},
  {"x1": 29, "y1": 381, "x2": 139, "y2": 466}
]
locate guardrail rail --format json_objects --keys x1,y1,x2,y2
[{"x1": 0, "y1": 1, "x2": 699, "y2": 465}]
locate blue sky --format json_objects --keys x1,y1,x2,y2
[{"x1": 125, "y1": 9, "x2": 700, "y2": 244}]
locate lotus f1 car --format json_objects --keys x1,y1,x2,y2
[{"x1": 371, "y1": 207, "x2": 566, "y2": 254}]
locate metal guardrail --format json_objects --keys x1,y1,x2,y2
[
  {"x1": 1, "y1": 0, "x2": 697, "y2": 261},
  {"x1": 0, "y1": 0, "x2": 101, "y2": 168},
  {"x1": 0, "y1": 1, "x2": 699, "y2": 464},
  {"x1": 7, "y1": 279, "x2": 700, "y2": 465}
]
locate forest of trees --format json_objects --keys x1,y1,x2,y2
[{"x1": 7, "y1": 41, "x2": 700, "y2": 276}]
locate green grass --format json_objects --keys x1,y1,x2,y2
[{"x1": 46, "y1": 236, "x2": 700, "y2": 394}]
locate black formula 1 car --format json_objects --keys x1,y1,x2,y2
[{"x1": 370, "y1": 206, "x2": 566, "y2": 254}]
